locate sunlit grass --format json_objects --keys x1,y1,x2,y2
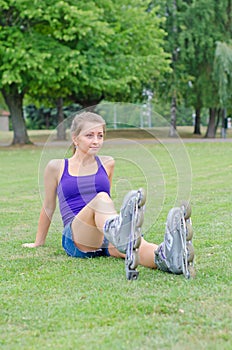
[{"x1": 0, "y1": 140, "x2": 231, "y2": 350}]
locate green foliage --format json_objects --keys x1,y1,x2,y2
[
  {"x1": 151, "y1": 0, "x2": 232, "y2": 125},
  {"x1": 1, "y1": 0, "x2": 231, "y2": 136},
  {"x1": 213, "y1": 41, "x2": 232, "y2": 107},
  {"x1": 0, "y1": 92, "x2": 8, "y2": 110},
  {"x1": 178, "y1": 0, "x2": 232, "y2": 109},
  {"x1": 69, "y1": 0, "x2": 171, "y2": 103},
  {"x1": 0, "y1": 0, "x2": 82, "y2": 95},
  {"x1": 148, "y1": 1, "x2": 194, "y2": 108},
  {"x1": 0, "y1": 0, "x2": 171, "y2": 143},
  {"x1": 0, "y1": 0, "x2": 170, "y2": 101},
  {"x1": 24, "y1": 103, "x2": 81, "y2": 129}
]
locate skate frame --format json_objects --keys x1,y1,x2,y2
[{"x1": 125, "y1": 194, "x2": 140, "y2": 280}]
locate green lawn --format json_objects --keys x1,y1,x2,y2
[{"x1": 0, "y1": 138, "x2": 231, "y2": 350}]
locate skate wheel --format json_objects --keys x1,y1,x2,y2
[
  {"x1": 130, "y1": 251, "x2": 140, "y2": 270},
  {"x1": 186, "y1": 222, "x2": 193, "y2": 241},
  {"x1": 133, "y1": 236, "x2": 141, "y2": 249},
  {"x1": 136, "y1": 210, "x2": 144, "y2": 227},
  {"x1": 187, "y1": 243, "x2": 194, "y2": 262},
  {"x1": 181, "y1": 200, "x2": 191, "y2": 219},
  {"x1": 188, "y1": 265, "x2": 196, "y2": 278},
  {"x1": 138, "y1": 188, "x2": 146, "y2": 207}
]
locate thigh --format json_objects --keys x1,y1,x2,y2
[
  {"x1": 62, "y1": 224, "x2": 110, "y2": 258},
  {"x1": 71, "y1": 192, "x2": 117, "y2": 252},
  {"x1": 71, "y1": 204, "x2": 105, "y2": 252}
]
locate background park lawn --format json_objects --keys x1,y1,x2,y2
[{"x1": 0, "y1": 132, "x2": 231, "y2": 350}]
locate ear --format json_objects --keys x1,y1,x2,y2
[{"x1": 72, "y1": 134, "x2": 78, "y2": 147}]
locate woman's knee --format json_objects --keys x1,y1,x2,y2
[
  {"x1": 93, "y1": 192, "x2": 116, "y2": 216},
  {"x1": 96, "y1": 191, "x2": 111, "y2": 201}
]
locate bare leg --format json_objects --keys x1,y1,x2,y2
[
  {"x1": 71, "y1": 191, "x2": 159, "y2": 267},
  {"x1": 108, "y1": 239, "x2": 158, "y2": 267},
  {"x1": 71, "y1": 192, "x2": 117, "y2": 251},
  {"x1": 108, "y1": 243, "x2": 125, "y2": 258},
  {"x1": 138, "y1": 238, "x2": 158, "y2": 268}
]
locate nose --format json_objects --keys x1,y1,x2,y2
[{"x1": 92, "y1": 135, "x2": 99, "y2": 143}]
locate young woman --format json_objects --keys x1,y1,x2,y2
[{"x1": 23, "y1": 112, "x2": 195, "y2": 277}]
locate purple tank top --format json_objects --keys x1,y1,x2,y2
[{"x1": 57, "y1": 156, "x2": 110, "y2": 227}]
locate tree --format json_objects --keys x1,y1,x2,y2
[
  {"x1": 213, "y1": 41, "x2": 232, "y2": 108},
  {"x1": 149, "y1": 0, "x2": 194, "y2": 136},
  {"x1": 0, "y1": 0, "x2": 170, "y2": 144},
  {"x1": 204, "y1": 41, "x2": 232, "y2": 138},
  {"x1": 48, "y1": 0, "x2": 171, "y2": 105},
  {"x1": 31, "y1": 0, "x2": 171, "y2": 135},
  {"x1": 0, "y1": 0, "x2": 81, "y2": 143},
  {"x1": 178, "y1": 0, "x2": 232, "y2": 137}
]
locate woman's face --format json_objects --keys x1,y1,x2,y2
[{"x1": 73, "y1": 122, "x2": 104, "y2": 155}]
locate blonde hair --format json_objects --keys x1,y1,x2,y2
[{"x1": 70, "y1": 111, "x2": 106, "y2": 152}]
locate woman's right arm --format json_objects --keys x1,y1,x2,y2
[{"x1": 22, "y1": 159, "x2": 62, "y2": 248}]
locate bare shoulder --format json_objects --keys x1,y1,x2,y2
[
  {"x1": 99, "y1": 156, "x2": 115, "y2": 183},
  {"x1": 99, "y1": 156, "x2": 115, "y2": 177},
  {"x1": 99, "y1": 155, "x2": 115, "y2": 169},
  {"x1": 45, "y1": 159, "x2": 64, "y2": 176}
]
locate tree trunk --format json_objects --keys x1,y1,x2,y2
[
  {"x1": 1, "y1": 84, "x2": 31, "y2": 145},
  {"x1": 220, "y1": 108, "x2": 227, "y2": 138},
  {"x1": 193, "y1": 107, "x2": 201, "y2": 135},
  {"x1": 215, "y1": 108, "x2": 221, "y2": 134},
  {"x1": 205, "y1": 108, "x2": 217, "y2": 138},
  {"x1": 169, "y1": 95, "x2": 178, "y2": 137},
  {"x1": 56, "y1": 97, "x2": 66, "y2": 140}
]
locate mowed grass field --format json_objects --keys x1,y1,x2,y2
[{"x1": 0, "y1": 131, "x2": 231, "y2": 350}]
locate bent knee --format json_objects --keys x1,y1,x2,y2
[
  {"x1": 96, "y1": 191, "x2": 111, "y2": 201},
  {"x1": 93, "y1": 192, "x2": 116, "y2": 214}
]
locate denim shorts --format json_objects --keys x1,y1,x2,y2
[{"x1": 62, "y1": 221, "x2": 110, "y2": 258}]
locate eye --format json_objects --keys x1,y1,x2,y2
[{"x1": 86, "y1": 133, "x2": 93, "y2": 138}]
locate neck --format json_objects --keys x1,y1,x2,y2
[{"x1": 72, "y1": 150, "x2": 96, "y2": 165}]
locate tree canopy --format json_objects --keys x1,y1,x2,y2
[
  {"x1": 0, "y1": 0, "x2": 170, "y2": 144},
  {"x1": 0, "y1": 0, "x2": 231, "y2": 143},
  {"x1": 213, "y1": 41, "x2": 232, "y2": 108},
  {"x1": 150, "y1": 0, "x2": 232, "y2": 137}
]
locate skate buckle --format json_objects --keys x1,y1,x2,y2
[
  {"x1": 125, "y1": 231, "x2": 139, "y2": 280},
  {"x1": 125, "y1": 242, "x2": 140, "y2": 280},
  {"x1": 125, "y1": 258, "x2": 139, "y2": 280}
]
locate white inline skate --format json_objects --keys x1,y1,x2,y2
[
  {"x1": 155, "y1": 201, "x2": 196, "y2": 279},
  {"x1": 104, "y1": 188, "x2": 146, "y2": 280}
]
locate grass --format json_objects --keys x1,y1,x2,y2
[{"x1": 0, "y1": 135, "x2": 231, "y2": 350}]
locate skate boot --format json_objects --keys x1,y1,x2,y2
[
  {"x1": 155, "y1": 201, "x2": 196, "y2": 279},
  {"x1": 104, "y1": 188, "x2": 146, "y2": 280}
]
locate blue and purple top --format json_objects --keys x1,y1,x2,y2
[{"x1": 57, "y1": 156, "x2": 110, "y2": 227}]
